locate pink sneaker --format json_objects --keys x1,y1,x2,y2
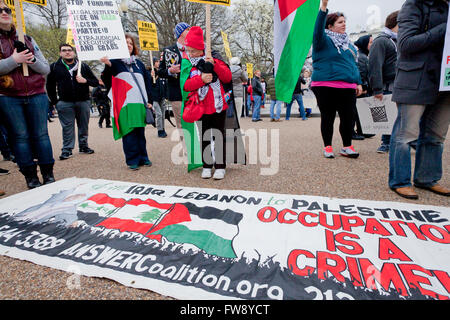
[
  {"x1": 340, "y1": 146, "x2": 359, "y2": 158},
  {"x1": 323, "y1": 146, "x2": 335, "y2": 158}
]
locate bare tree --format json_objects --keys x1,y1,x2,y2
[
  {"x1": 227, "y1": 0, "x2": 274, "y2": 73},
  {"x1": 24, "y1": 0, "x2": 67, "y2": 30}
]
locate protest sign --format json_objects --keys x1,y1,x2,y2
[
  {"x1": 440, "y1": 9, "x2": 450, "y2": 91},
  {"x1": 66, "y1": 27, "x2": 75, "y2": 47},
  {"x1": 66, "y1": 0, "x2": 129, "y2": 62},
  {"x1": 187, "y1": 0, "x2": 230, "y2": 5},
  {"x1": 137, "y1": 20, "x2": 159, "y2": 51},
  {"x1": 0, "y1": 177, "x2": 448, "y2": 300},
  {"x1": 23, "y1": 0, "x2": 46, "y2": 5},
  {"x1": 246, "y1": 63, "x2": 253, "y2": 79},
  {"x1": 221, "y1": 31, "x2": 232, "y2": 60},
  {"x1": 356, "y1": 95, "x2": 397, "y2": 135}
]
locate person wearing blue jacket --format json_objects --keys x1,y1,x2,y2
[{"x1": 311, "y1": 0, "x2": 363, "y2": 159}]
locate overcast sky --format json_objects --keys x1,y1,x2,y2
[{"x1": 319, "y1": 0, "x2": 407, "y2": 33}]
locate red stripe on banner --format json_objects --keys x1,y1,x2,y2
[
  {"x1": 96, "y1": 218, "x2": 162, "y2": 242},
  {"x1": 126, "y1": 198, "x2": 173, "y2": 210},
  {"x1": 87, "y1": 193, "x2": 127, "y2": 207},
  {"x1": 278, "y1": 0, "x2": 308, "y2": 21}
]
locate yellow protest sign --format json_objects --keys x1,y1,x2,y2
[
  {"x1": 221, "y1": 31, "x2": 232, "y2": 60},
  {"x1": 187, "y1": 0, "x2": 230, "y2": 6},
  {"x1": 5, "y1": 0, "x2": 26, "y2": 34},
  {"x1": 66, "y1": 27, "x2": 75, "y2": 47},
  {"x1": 137, "y1": 20, "x2": 159, "y2": 51},
  {"x1": 23, "y1": 0, "x2": 46, "y2": 6},
  {"x1": 247, "y1": 63, "x2": 254, "y2": 79}
]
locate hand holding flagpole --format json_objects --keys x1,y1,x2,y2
[{"x1": 13, "y1": 0, "x2": 28, "y2": 76}]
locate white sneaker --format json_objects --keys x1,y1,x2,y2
[
  {"x1": 201, "y1": 168, "x2": 212, "y2": 179},
  {"x1": 213, "y1": 169, "x2": 226, "y2": 180}
]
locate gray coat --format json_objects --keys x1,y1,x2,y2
[
  {"x1": 368, "y1": 33, "x2": 398, "y2": 95},
  {"x1": 230, "y1": 65, "x2": 248, "y2": 98},
  {"x1": 392, "y1": 0, "x2": 449, "y2": 105}
]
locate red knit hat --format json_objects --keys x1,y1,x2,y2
[{"x1": 185, "y1": 26, "x2": 205, "y2": 51}]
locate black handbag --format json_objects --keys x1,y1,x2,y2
[{"x1": 145, "y1": 107, "x2": 155, "y2": 126}]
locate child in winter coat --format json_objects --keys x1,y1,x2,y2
[{"x1": 183, "y1": 26, "x2": 232, "y2": 180}]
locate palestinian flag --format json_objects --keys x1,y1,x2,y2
[
  {"x1": 108, "y1": 72, "x2": 147, "y2": 140},
  {"x1": 274, "y1": 0, "x2": 320, "y2": 102},
  {"x1": 152, "y1": 203, "x2": 243, "y2": 259},
  {"x1": 79, "y1": 194, "x2": 243, "y2": 259},
  {"x1": 180, "y1": 56, "x2": 203, "y2": 172}
]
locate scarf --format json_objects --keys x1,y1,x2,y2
[
  {"x1": 189, "y1": 55, "x2": 223, "y2": 113},
  {"x1": 62, "y1": 59, "x2": 79, "y2": 78},
  {"x1": 325, "y1": 29, "x2": 350, "y2": 54}
]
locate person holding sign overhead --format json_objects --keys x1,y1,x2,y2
[
  {"x1": 0, "y1": 0, "x2": 55, "y2": 189},
  {"x1": 100, "y1": 34, "x2": 154, "y2": 171}
]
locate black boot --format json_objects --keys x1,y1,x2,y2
[
  {"x1": 40, "y1": 163, "x2": 56, "y2": 185},
  {"x1": 20, "y1": 164, "x2": 42, "y2": 189}
]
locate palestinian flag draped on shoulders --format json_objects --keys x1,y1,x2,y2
[
  {"x1": 108, "y1": 72, "x2": 147, "y2": 140},
  {"x1": 274, "y1": 0, "x2": 320, "y2": 102},
  {"x1": 180, "y1": 54, "x2": 203, "y2": 172}
]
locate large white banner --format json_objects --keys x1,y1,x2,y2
[
  {"x1": 0, "y1": 178, "x2": 449, "y2": 300},
  {"x1": 66, "y1": 0, "x2": 129, "y2": 61},
  {"x1": 356, "y1": 95, "x2": 397, "y2": 135}
]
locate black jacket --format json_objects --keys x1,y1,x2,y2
[
  {"x1": 293, "y1": 76, "x2": 307, "y2": 95},
  {"x1": 46, "y1": 58, "x2": 99, "y2": 105},
  {"x1": 149, "y1": 68, "x2": 165, "y2": 103},
  {"x1": 252, "y1": 76, "x2": 263, "y2": 96},
  {"x1": 157, "y1": 43, "x2": 183, "y2": 101},
  {"x1": 392, "y1": 0, "x2": 449, "y2": 105},
  {"x1": 92, "y1": 85, "x2": 110, "y2": 107},
  {"x1": 368, "y1": 33, "x2": 398, "y2": 95}
]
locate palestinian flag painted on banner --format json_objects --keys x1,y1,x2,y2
[
  {"x1": 108, "y1": 72, "x2": 147, "y2": 140},
  {"x1": 180, "y1": 56, "x2": 203, "y2": 172},
  {"x1": 80, "y1": 194, "x2": 243, "y2": 258},
  {"x1": 274, "y1": 0, "x2": 320, "y2": 102}
]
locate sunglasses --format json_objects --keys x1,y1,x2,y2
[{"x1": 0, "y1": 7, "x2": 12, "y2": 15}]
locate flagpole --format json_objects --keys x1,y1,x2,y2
[
  {"x1": 13, "y1": 0, "x2": 28, "y2": 77},
  {"x1": 205, "y1": 4, "x2": 212, "y2": 58},
  {"x1": 150, "y1": 51, "x2": 156, "y2": 84}
]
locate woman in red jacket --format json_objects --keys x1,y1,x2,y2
[{"x1": 183, "y1": 26, "x2": 232, "y2": 180}]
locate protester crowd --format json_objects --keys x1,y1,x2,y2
[{"x1": 0, "y1": 0, "x2": 448, "y2": 200}]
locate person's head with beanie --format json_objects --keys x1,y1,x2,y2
[
  {"x1": 354, "y1": 34, "x2": 372, "y2": 56},
  {"x1": 174, "y1": 22, "x2": 191, "y2": 44},
  {"x1": 185, "y1": 26, "x2": 205, "y2": 58}
]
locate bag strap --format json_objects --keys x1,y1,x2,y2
[{"x1": 129, "y1": 67, "x2": 148, "y2": 107}]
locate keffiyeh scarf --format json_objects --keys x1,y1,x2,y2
[
  {"x1": 325, "y1": 29, "x2": 350, "y2": 54},
  {"x1": 189, "y1": 55, "x2": 223, "y2": 113}
]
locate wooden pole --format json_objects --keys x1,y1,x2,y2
[
  {"x1": 150, "y1": 51, "x2": 156, "y2": 84},
  {"x1": 13, "y1": 0, "x2": 28, "y2": 76},
  {"x1": 205, "y1": 4, "x2": 211, "y2": 58}
]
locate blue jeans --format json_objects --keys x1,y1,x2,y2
[
  {"x1": 389, "y1": 95, "x2": 450, "y2": 189},
  {"x1": 286, "y1": 94, "x2": 306, "y2": 120},
  {"x1": 270, "y1": 100, "x2": 282, "y2": 120},
  {"x1": 0, "y1": 94, "x2": 54, "y2": 169},
  {"x1": 122, "y1": 127, "x2": 150, "y2": 166},
  {"x1": 252, "y1": 95, "x2": 262, "y2": 120}
]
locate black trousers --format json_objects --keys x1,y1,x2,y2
[
  {"x1": 312, "y1": 86, "x2": 356, "y2": 147},
  {"x1": 199, "y1": 110, "x2": 226, "y2": 169},
  {"x1": 98, "y1": 104, "x2": 111, "y2": 126}
]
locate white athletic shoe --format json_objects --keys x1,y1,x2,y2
[
  {"x1": 201, "y1": 168, "x2": 212, "y2": 179},
  {"x1": 213, "y1": 169, "x2": 226, "y2": 180}
]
